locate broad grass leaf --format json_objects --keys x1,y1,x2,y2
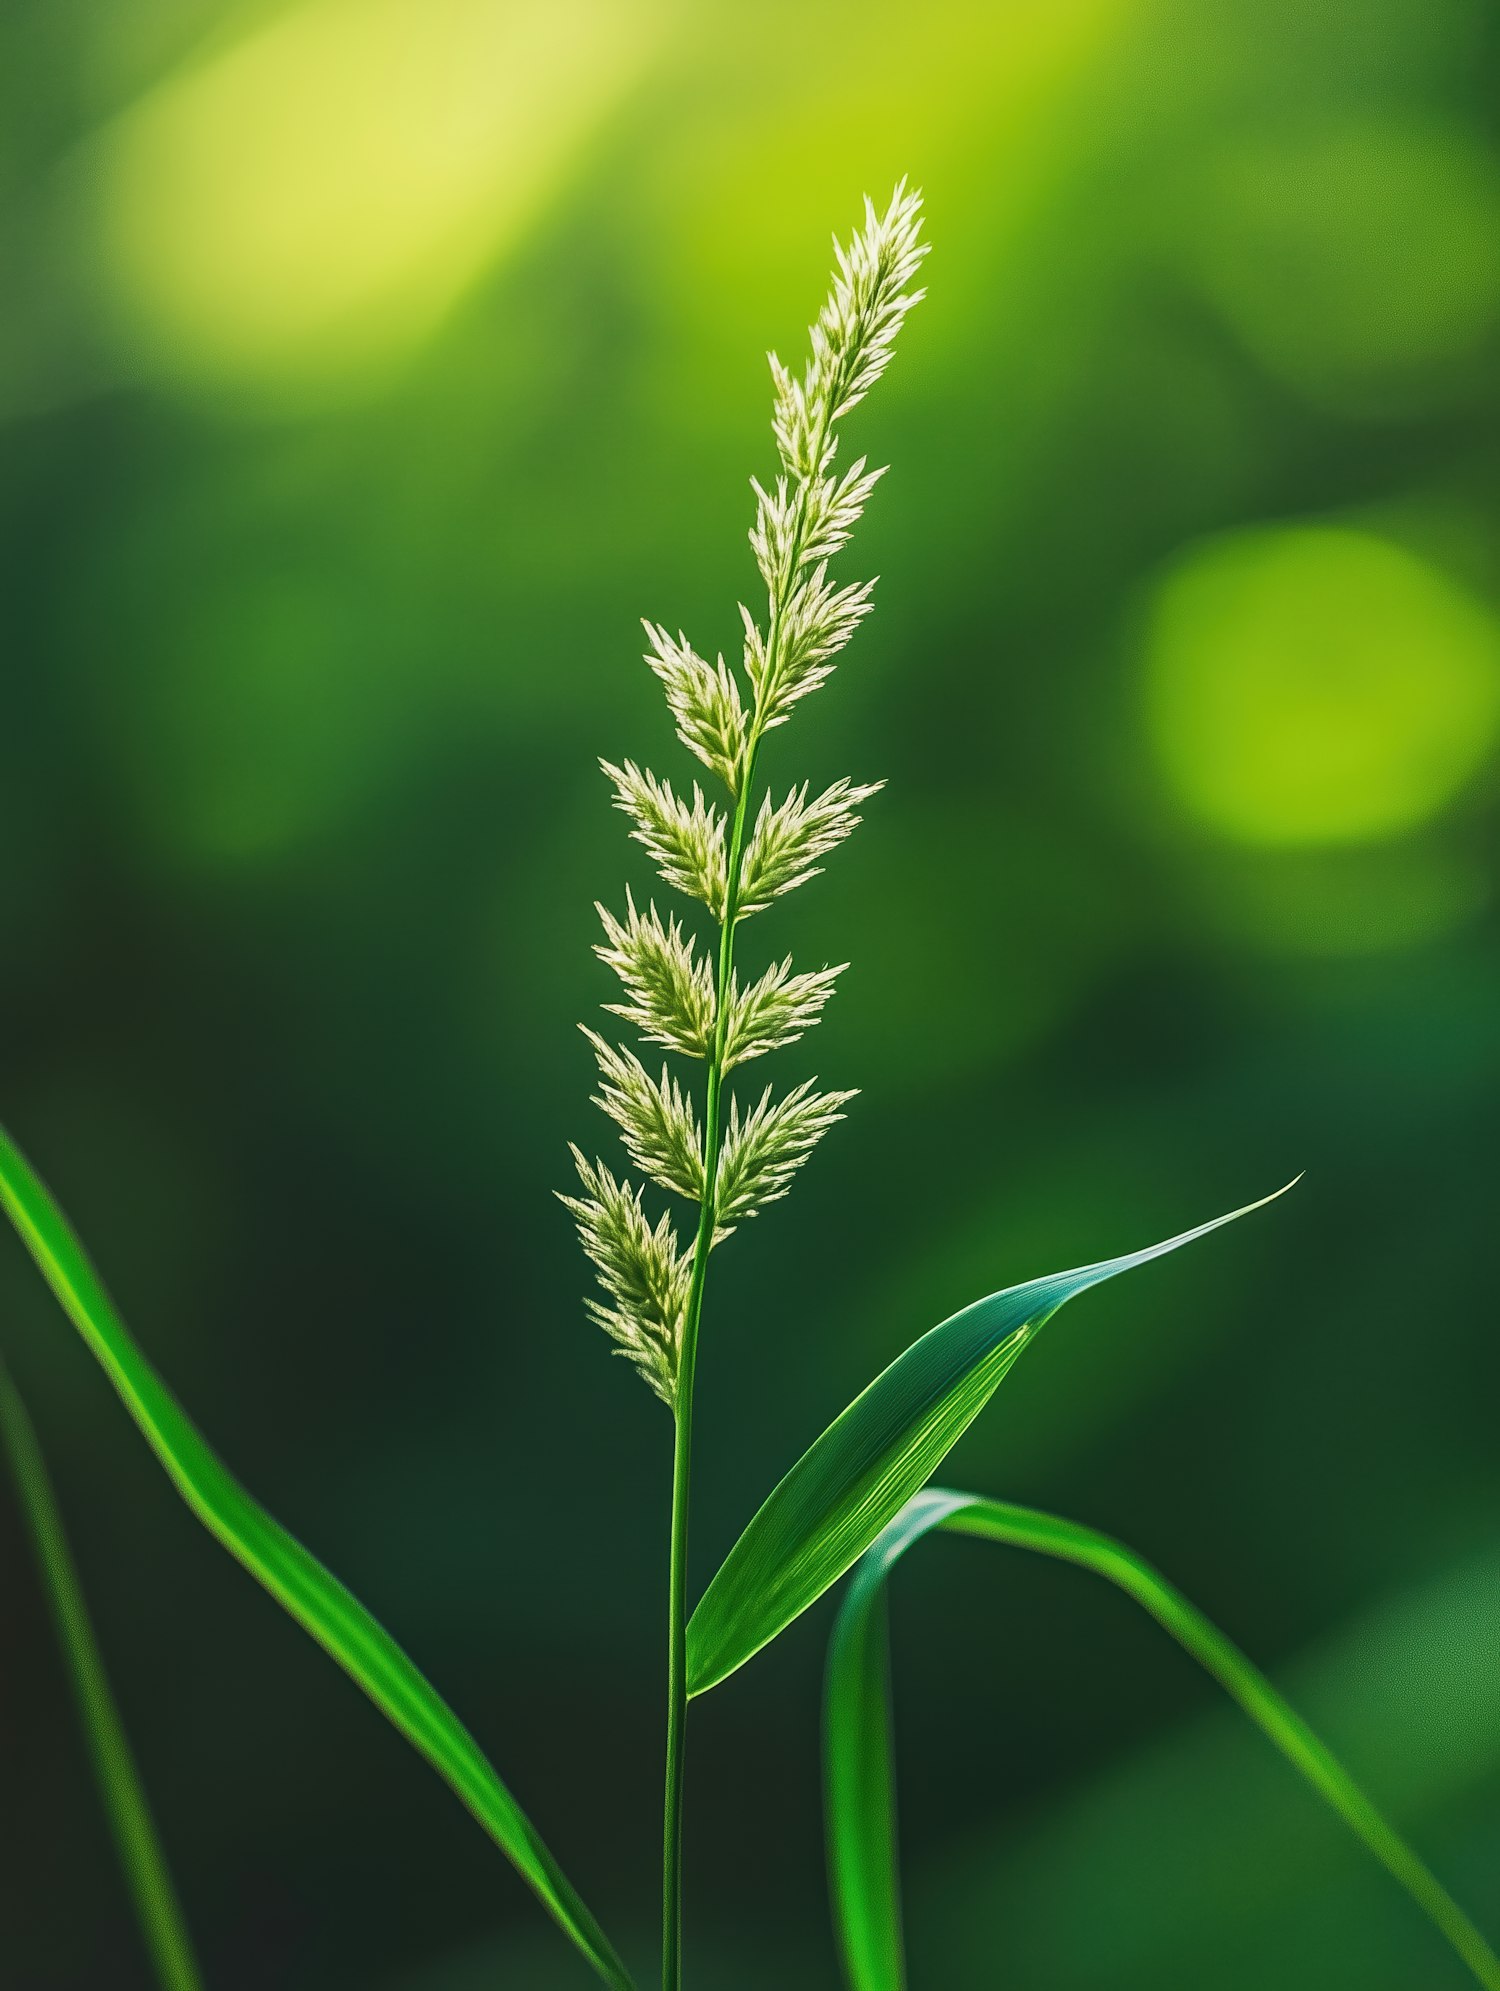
[
  {"x1": 0, "y1": 1125, "x2": 634, "y2": 1991},
  {"x1": 687, "y1": 1187, "x2": 1292, "y2": 1697},
  {"x1": 823, "y1": 1489, "x2": 1500, "y2": 1991}
]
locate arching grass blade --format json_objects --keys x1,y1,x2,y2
[
  {"x1": 823, "y1": 1492, "x2": 967, "y2": 1991},
  {"x1": 0, "y1": 1359, "x2": 204, "y2": 1991},
  {"x1": 688, "y1": 1185, "x2": 1294, "y2": 1696},
  {"x1": 0, "y1": 1124, "x2": 635, "y2": 1991},
  {"x1": 824, "y1": 1488, "x2": 1500, "y2": 1991}
]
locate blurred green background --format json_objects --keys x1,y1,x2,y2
[{"x1": 1, "y1": 0, "x2": 1497, "y2": 1984}]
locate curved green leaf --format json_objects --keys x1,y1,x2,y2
[
  {"x1": 824, "y1": 1489, "x2": 1500, "y2": 1991},
  {"x1": 688, "y1": 1187, "x2": 1292, "y2": 1696},
  {"x1": 823, "y1": 1489, "x2": 966, "y2": 1991},
  {"x1": 0, "y1": 1359, "x2": 203, "y2": 1991},
  {"x1": 0, "y1": 1124, "x2": 634, "y2": 1991}
]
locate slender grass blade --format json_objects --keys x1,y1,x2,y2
[
  {"x1": 688, "y1": 1186, "x2": 1293, "y2": 1695},
  {"x1": 823, "y1": 1488, "x2": 1500, "y2": 1991},
  {"x1": 0, "y1": 1124, "x2": 635, "y2": 1991},
  {"x1": 0, "y1": 1359, "x2": 203, "y2": 1991},
  {"x1": 823, "y1": 1490, "x2": 968, "y2": 1991}
]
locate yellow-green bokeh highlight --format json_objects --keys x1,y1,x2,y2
[
  {"x1": 85, "y1": 0, "x2": 665, "y2": 396},
  {"x1": 62, "y1": 0, "x2": 1141, "y2": 408},
  {"x1": 1143, "y1": 523, "x2": 1500, "y2": 848}
]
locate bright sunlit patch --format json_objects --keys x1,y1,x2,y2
[
  {"x1": 1144, "y1": 524, "x2": 1500, "y2": 846},
  {"x1": 85, "y1": 0, "x2": 661, "y2": 398},
  {"x1": 648, "y1": 0, "x2": 1131, "y2": 366}
]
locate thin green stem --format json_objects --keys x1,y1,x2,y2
[
  {"x1": 661, "y1": 731, "x2": 759, "y2": 1991},
  {"x1": 948, "y1": 1501, "x2": 1500, "y2": 1991},
  {"x1": 661, "y1": 392, "x2": 836, "y2": 1987},
  {"x1": 0, "y1": 1360, "x2": 203, "y2": 1991}
]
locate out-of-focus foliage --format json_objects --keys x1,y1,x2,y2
[{"x1": 0, "y1": 0, "x2": 1495, "y2": 1986}]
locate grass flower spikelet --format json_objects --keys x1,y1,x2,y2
[
  {"x1": 595, "y1": 892, "x2": 716, "y2": 1060},
  {"x1": 558, "y1": 1149, "x2": 690, "y2": 1405},
  {"x1": 714, "y1": 1081, "x2": 858, "y2": 1232},
  {"x1": 567, "y1": 183, "x2": 926, "y2": 1412},
  {"x1": 583, "y1": 1028, "x2": 705, "y2": 1205},
  {"x1": 601, "y1": 760, "x2": 729, "y2": 919},
  {"x1": 738, "y1": 779, "x2": 883, "y2": 915},
  {"x1": 722, "y1": 959, "x2": 846, "y2": 1069},
  {"x1": 642, "y1": 623, "x2": 748, "y2": 795}
]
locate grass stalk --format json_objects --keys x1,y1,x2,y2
[
  {"x1": 659, "y1": 341, "x2": 846, "y2": 1980},
  {"x1": 0, "y1": 1360, "x2": 203, "y2": 1991},
  {"x1": 558, "y1": 187, "x2": 927, "y2": 1991},
  {"x1": 660, "y1": 852, "x2": 736, "y2": 1986},
  {"x1": 949, "y1": 1501, "x2": 1500, "y2": 1991},
  {"x1": 660, "y1": 726, "x2": 765, "y2": 1988}
]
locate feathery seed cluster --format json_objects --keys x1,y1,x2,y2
[{"x1": 562, "y1": 185, "x2": 927, "y2": 1407}]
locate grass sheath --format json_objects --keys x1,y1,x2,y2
[
  {"x1": 0, "y1": 1360, "x2": 203, "y2": 1991},
  {"x1": 824, "y1": 1490, "x2": 1500, "y2": 1991}
]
